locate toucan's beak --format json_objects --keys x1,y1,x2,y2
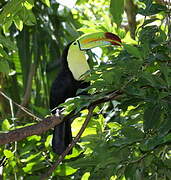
[{"x1": 77, "y1": 32, "x2": 122, "y2": 50}]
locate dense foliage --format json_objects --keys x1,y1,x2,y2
[{"x1": 0, "y1": 0, "x2": 170, "y2": 179}]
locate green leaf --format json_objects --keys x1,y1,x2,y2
[
  {"x1": 23, "y1": 156, "x2": 45, "y2": 173},
  {"x1": 138, "y1": 3, "x2": 168, "y2": 16},
  {"x1": 55, "y1": 164, "x2": 77, "y2": 176},
  {"x1": 142, "y1": 18, "x2": 159, "y2": 27},
  {"x1": 0, "y1": 46, "x2": 9, "y2": 59},
  {"x1": 21, "y1": 152, "x2": 42, "y2": 163},
  {"x1": 112, "y1": 137, "x2": 140, "y2": 147},
  {"x1": 123, "y1": 44, "x2": 142, "y2": 59},
  {"x1": 122, "y1": 126, "x2": 144, "y2": 139},
  {"x1": 0, "y1": 0, "x2": 23, "y2": 25},
  {"x1": 2, "y1": 17, "x2": 13, "y2": 34},
  {"x1": 163, "y1": 159, "x2": 171, "y2": 168},
  {"x1": 23, "y1": 162, "x2": 36, "y2": 173},
  {"x1": 164, "y1": 133, "x2": 171, "y2": 143},
  {"x1": 24, "y1": 0, "x2": 34, "y2": 10},
  {"x1": 81, "y1": 172, "x2": 90, "y2": 180},
  {"x1": 14, "y1": 16, "x2": 23, "y2": 31},
  {"x1": 45, "y1": 135, "x2": 52, "y2": 148},
  {"x1": 158, "y1": 117, "x2": 171, "y2": 136},
  {"x1": 110, "y1": 0, "x2": 124, "y2": 26},
  {"x1": 41, "y1": 0, "x2": 50, "y2": 7},
  {"x1": 143, "y1": 103, "x2": 161, "y2": 131},
  {"x1": 0, "y1": 34, "x2": 17, "y2": 51},
  {"x1": 140, "y1": 136, "x2": 164, "y2": 151},
  {"x1": 19, "y1": 8, "x2": 36, "y2": 26},
  {"x1": 141, "y1": 72, "x2": 156, "y2": 87},
  {"x1": 125, "y1": 164, "x2": 140, "y2": 180},
  {"x1": 27, "y1": 135, "x2": 41, "y2": 141},
  {"x1": 107, "y1": 122, "x2": 121, "y2": 130},
  {"x1": 0, "y1": 60, "x2": 10, "y2": 74},
  {"x1": 2, "y1": 119, "x2": 11, "y2": 130},
  {"x1": 4, "y1": 150, "x2": 14, "y2": 158},
  {"x1": 160, "y1": 64, "x2": 170, "y2": 86}
]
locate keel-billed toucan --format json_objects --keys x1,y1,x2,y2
[{"x1": 50, "y1": 32, "x2": 121, "y2": 155}]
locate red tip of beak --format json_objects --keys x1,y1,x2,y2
[{"x1": 105, "y1": 32, "x2": 122, "y2": 46}]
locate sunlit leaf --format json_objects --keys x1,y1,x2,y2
[
  {"x1": 27, "y1": 135, "x2": 41, "y2": 141},
  {"x1": 24, "y1": 0, "x2": 34, "y2": 10},
  {"x1": 55, "y1": 164, "x2": 77, "y2": 176},
  {"x1": 14, "y1": 16, "x2": 23, "y2": 31},
  {"x1": 41, "y1": 0, "x2": 50, "y2": 7},
  {"x1": 142, "y1": 18, "x2": 159, "y2": 27},
  {"x1": 21, "y1": 152, "x2": 42, "y2": 163},
  {"x1": 23, "y1": 156, "x2": 45, "y2": 173},
  {"x1": 81, "y1": 172, "x2": 90, "y2": 180},
  {"x1": 1, "y1": 119, "x2": 10, "y2": 130},
  {"x1": 23, "y1": 162, "x2": 36, "y2": 172},
  {"x1": 45, "y1": 135, "x2": 52, "y2": 148},
  {"x1": 4, "y1": 150, "x2": 13, "y2": 158}
]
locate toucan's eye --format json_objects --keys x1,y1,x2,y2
[{"x1": 73, "y1": 42, "x2": 77, "y2": 45}]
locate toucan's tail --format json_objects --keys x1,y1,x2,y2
[{"x1": 52, "y1": 119, "x2": 72, "y2": 155}]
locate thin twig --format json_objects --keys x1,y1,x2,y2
[
  {"x1": 40, "y1": 105, "x2": 96, "y2": 180},
  {"x1": 125, "y1": 153, "x2": 149, "y2": 165},
  {"x1": 0, "y1": 91, "x2": 41, "y2": 121}
]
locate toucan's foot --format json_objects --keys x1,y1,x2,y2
[{"x1": 55, "y1": 108, "x2": 61, "y2": 116}]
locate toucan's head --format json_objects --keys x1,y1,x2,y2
[{"x1": 67, "y1": 32, "x2": 121, "y2": 80}]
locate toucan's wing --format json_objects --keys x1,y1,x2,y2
[{"x1": 50, "y1": 70, "x2": 77, "y2": 113}]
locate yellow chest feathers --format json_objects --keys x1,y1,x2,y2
[{"x1": 67, "y1": 43, "x2": 90, "y2": 81}]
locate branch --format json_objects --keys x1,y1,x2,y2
[
  {"x1": 124, "y1": 0, "x2": 137, "y2": 39},
  {"x1": 0, "y1": 115, "x2": 62, "y2": 145},
  {"x1": 0, "y1": 90, "x2": 122, "y2": 146},
  {"x1": 90, "y1": 90, "x2": 123, "y2": 106},
  {"x1": 40, "y1": 105, "x2": 96, "y2": 180}
]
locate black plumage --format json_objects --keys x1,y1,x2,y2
[{"x1": 50, "y1": 43, "x2": 89, "y2": 155}]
